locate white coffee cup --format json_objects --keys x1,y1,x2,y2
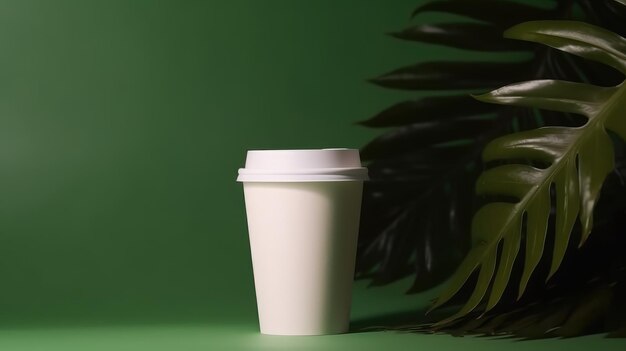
[{"x1": 237, "y1": 149, "x2": 368, "y2": 335}]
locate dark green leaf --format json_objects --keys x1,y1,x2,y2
[
  {"x1": 367, "y1": 204, "x2": 419, "y2": 285},
  {"x1": 550, "y1": 155, "x2": 579, "y2": 279},
  {"x1": 407, "y1": 189, "x2": 469, "y2": 293},
  {"x1": 611, "y1": 0, "x2": 626, "y2": 8},
  {"x1": 358, "y1": 95, "x2": 498, "y2": 128},
  {"x1": 390, "y1": 23, "x2": 527, "y2": 51},
  {"x1": 359, "y1": 1, "x2": 626, "y2": 339},
  {"x1": 486, "y1": 228, "x2": 520, "y2": 311},
  {"x1": 578, "y1": 0, "x2": 626, "y2": 38},
  {"x1": 412, "y1": 0, "x2": 557, "y2": 27},
  {"x1": 555, "y1": 287, "x2": 613, "y2": 337},
  {"x1": 432, "y1": 21, "x2": 626, "y2": 319},
  {"x1": 361, "y1": 119, "x2": 494, "y2": 160},
  {"x1": 505, "y1": 20, "x2": 626, "y2": 73},
  {"x1": 474, "y1": 80, "x2": 616, "y2": 115},
  {"x1": 434, "y1": 251, "x2": 496, "y2": 325},
  {"x1": 370, "y1": 61, "x2": 531, "y2": 90},
  {"x1": 516, "y1": 302, "x2": 573, "y2": 339}
]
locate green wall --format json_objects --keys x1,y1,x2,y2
[{"x1": 0, "y1": 0, "x2": 424, "y2": 326}]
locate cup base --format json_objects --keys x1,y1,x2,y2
[{"x1": 259, "y1": 326, "x2": 349, "y2": 336}]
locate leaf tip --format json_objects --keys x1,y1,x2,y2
[
  {"x1": 471, "y1": 93, "x2": 491, "y2": 103},
  {"x1": 502, "y1": 26, "x2": 520, "y2": 40},
  {"x1": 367, "y1": 77, "x2": 383, "y2": 86},
  {"x1": 578, "y1": 226, "x2": 592, "y2": 248},
  {"x1": 502, "y1": 21, "x2": 538, "y2": 40},
  {"x1": 354, "y1": 119, "x2": 370, "y2": 127},
  {"x1": 432, "y1": 313, "x2": 463, "y2": 328},
  {"x1": 516, "y1": 284, "x2": 527, "y2": 301},
  {"x1": 425, "y1": 303, "x2": 437, "y2": 316},
  {"x1": 410, "y1": 6, "x2": 424, "y2": 19},
  {"x1": 546, "y1": 270, "x2": 557, "y2": 283},
  {"x1": 546, "y1": 261, "x2": 562, "y2": 282},
  {"x1": 426, "y1": 296, "x2": 448, "y2": 316},
  {"x1": 485, "y1": 298, "x2": 498, "y2": 313}
]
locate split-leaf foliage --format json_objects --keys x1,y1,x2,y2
[{"x1": 357, "y1": 0, "x2": 626, "y2": 337}]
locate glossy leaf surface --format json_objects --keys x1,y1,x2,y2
[
  {"x1": 357, "y1": 0, "x2": 626, "y2": 305},
  {"x1": 431, "y1": 21, "x2": 626, "y2": 320}
]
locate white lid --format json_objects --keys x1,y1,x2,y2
[{"x1": 237, "y1": 148, "x2": 369, "y2": 182}]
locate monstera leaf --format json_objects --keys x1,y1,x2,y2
[
  {"x1": 356, "y1": 0, "x2": 626, "y2": 294},
  {"x1": 357, "y1": 0, "x2": 562, "y2": 292},
  {"x1": 430, "y1": 21, "x2": 626, "y2": 323},
  {"x1": 357, "y1": 0, "x2": 626, "y2": 338}
]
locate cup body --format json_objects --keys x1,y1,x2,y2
[
  {"x1": 237, "y1": 149, "x2": 367, "y2": 335},
  {"x1": 243, "y1": 181, "x2": 363, "y2": 335}
]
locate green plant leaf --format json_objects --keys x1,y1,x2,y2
[
  {"x1": 370, "y1": 61, "x2": 530, "y2": 90},
  {"x1": 504, "y1": 20, "x2": 626, "y2": 73},
  {"x1": 412, "y1": 0, "x2": 557, "y2": 27},
  {"x1": 411, "y1": 209, "x2": 626, "y2": 338},
  {"x1": 612, "y1": 0, "x2": 626, "y2": 7},
  {"x1": 578, "y1": 0, "x2": 626, "y2": 39},
  {"x1": 361, "y1": 119, "x2": 495, "y2": 160},
  {"x1": 356, "y1": 0, "x2": 626, "y2": 302},
  {"x1": 358, "y1": 95, "x2": 498, "y2": 128},
  {"x1": 390, "y1": 23, "x2": 527, "y2": 51},
  {"x1": 431, "y1": 21, "x2": 626, "y2": 319}
]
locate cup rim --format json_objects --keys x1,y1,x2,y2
[{"x1": 237, "y1": 167, "x2": 368, "y2": 182}]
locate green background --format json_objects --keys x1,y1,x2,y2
[{"x1": 0, "y1": 0, "x2": 624, "y2": 349}]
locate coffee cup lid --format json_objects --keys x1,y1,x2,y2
[{"x1": 237, "y1": 148, "x2": 369, "y2": 182}]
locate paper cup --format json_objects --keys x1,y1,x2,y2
[{"x1": 237, "y1": 149, "x2": 368, "y2": 335}]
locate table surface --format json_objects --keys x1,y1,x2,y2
[{"x1": 2, "y1": 279, "x2": 624, "y2": 351}]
